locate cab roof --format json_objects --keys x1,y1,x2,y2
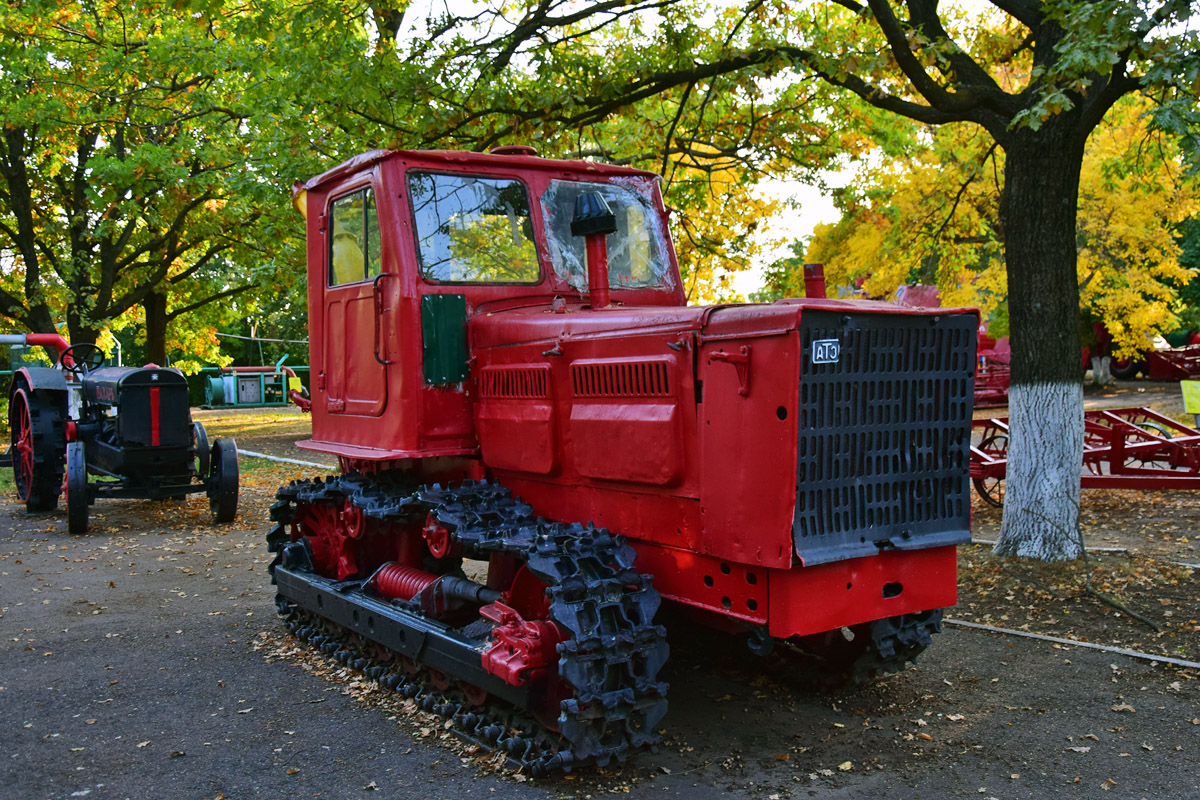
[{"x1": 295, "y1": 148, "x2": 661, "y2": 196}]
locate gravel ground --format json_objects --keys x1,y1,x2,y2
[{"x1": 2, "y1": 396, "x2": 1198, "y2": 800}]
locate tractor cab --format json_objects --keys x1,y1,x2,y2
[{"x1": 292, "y1": 147, "x2": 686, "y2": 465}]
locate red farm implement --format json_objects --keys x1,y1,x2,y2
[
  {"x1": 970, "y1": 407, "x2": 1200, "y2": 506},
  {"x1": 974, "y1": 335, "x2": 1011, "y2": 408},
  {"x1": 1113, "y1": 344, "x2": 1200, "y2": 381}
]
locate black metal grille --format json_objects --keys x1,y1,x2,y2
[{"x1": 793, "y1": 310, "x2": 976, "y2": 565}]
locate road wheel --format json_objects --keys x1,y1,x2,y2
[
  {"x1": 1110, "y1": 357, "x2": 1142, "y2": 380},
  {"x1": 193, "y1": 421, "x2": 210, "y2": 477},
  {"x1": 65, "y1": 441, "x2": 89, "y2": 534},
  {"x1": 9, "y1": 385, "x2": 65, "y2": 512},
  {"x1": 208, "y1": 438, "x2": 239, "y2": 523}
]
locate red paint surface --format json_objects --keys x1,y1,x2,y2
[
  {"x1": 766, "y1": 546, "x2": 958, "y2": 638},
  {"x1": 293, "y1": 147, "x2": 976, "y2": 643},
  {"x1": 584, "y1": 233, "x2": 610, "y2": 308},
  {"x1": 479, "y1": 602, "x2": 566, "y2": 687},
  {"x1": 374, "y1": 562, "x2": 439, "y2": 601},
  {"x1": 149, "y1": 387, "x2": 161, "y2": 446}
]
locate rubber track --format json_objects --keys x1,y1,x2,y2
[{"x1": 267, "y1": 476, "x2": 669, "y2": 773}]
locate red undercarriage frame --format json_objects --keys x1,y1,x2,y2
[
  {"x1": 288, "y1": 487, "x2": 957, "y2": 697},
  {"x1": 288, "y1": 506, "x2": 568, "y2": 691}
]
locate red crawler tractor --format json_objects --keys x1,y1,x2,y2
[{"x1": 267, "y1": 147, "x2": 978, "y2": 772}]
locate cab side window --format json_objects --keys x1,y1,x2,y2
[{"x1": 329, "y1": 188, "x2": 383, "y2": 285}]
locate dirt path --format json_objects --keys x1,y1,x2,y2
[{"x1": 1, "y1": 406, "x2": 1197, "y2": 800}]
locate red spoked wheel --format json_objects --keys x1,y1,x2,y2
[
  {"x1": 9, "y1": 386, "x2": 65, "y2": 512},
  {"x1": 1127, "y1": 421, "x2": 1175, "y2": 470},
  {"x1": 292, "y1": 497, "x2": 377, "y2": 580},
  {"x1": 971, "y1": 433, "x2": 1008, "y2": 507}
]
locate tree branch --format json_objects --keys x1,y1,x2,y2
[
  {"x1": 864, "y1": 0, "x2": 972, "y2": 113},
  {"x1": 988, "y1": 0, "x2": 1042, "y2": 29},
  {"x1": 164, "y1": 283, "x2": 256, "y2": 320},
  {"x1": 932, "y1": 141, "x2": 999, "y2": 242}
]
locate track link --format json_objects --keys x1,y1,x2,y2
[{"x1": 267, "y1": 476, "x2": 669, "y2": 774}]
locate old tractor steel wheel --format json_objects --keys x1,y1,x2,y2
[
  {"x1": 193, "y1": 422, "x2": 211, "y2": 477},
  {"x1": 9, "y1": 386, "x2": 65, "y2": 512},
  {"x1": 971, "y1": 433, "x2": 1008, "y2": 507},
  {"x1": 65, "y1": 441, "x2": 89, "y2": 534},
  {"x1": 208, "y1": 438, "x2": 239, "y2": 523}
]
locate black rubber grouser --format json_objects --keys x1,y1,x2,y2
[{"x1": 5, "y1": 340, "x2": 239, "y2": 533}]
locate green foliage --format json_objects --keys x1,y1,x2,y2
[
  {"x1": 3, "y1": 0, "x2": 1197, "y2": 371},
  {"x1": 0, "y1": 0, "x2": 328, "y2": 357},
  {"x1": 797, "y1": 96, "x2": 1197, "y2": 355}
]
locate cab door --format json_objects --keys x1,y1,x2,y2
[{"x1": 322, "y1": 183, "x2": 388, "y2": 416}]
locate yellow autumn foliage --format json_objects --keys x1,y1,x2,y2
[
  {"x1": 669, "y1": 157, "x2": 784, "y2": 305},
  {"x1": 1075, "y1": 99, "x2": 1199, "y2": 357},
  {"x1": 803, "y1": 97, "x2": 1196, "y2": 349}
]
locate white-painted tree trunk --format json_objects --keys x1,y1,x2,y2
[
  {"x1": 1090, "y1": 355, "x2": 1113, "y2": 386},
  {"x1": 994, "y1": 382, "x2": 1084, "y2": 560}
]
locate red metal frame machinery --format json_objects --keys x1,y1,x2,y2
[
  {"x1": 1114, "y1": 344, "x2": 1200, "y2": 381},
  {"x1": 970, "y1": 406, "x2": 1200, "y2": 506},
  {"x1": 266, "y1": 147, "x2": 979, "y2": 769},
  {"x1": 974, "y1": 332, "x2": 1011, "y2": 407}
]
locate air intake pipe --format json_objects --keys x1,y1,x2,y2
[
  {"x1": 570, "y1": 191, "x2": 618, "y2": 309},
  {"x1": 803, "y1": 263, "x2": 827, "y2": 299}
]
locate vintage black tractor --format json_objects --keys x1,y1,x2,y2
[{"x1": 4, "y1": 335, "x2": 239, "y2": 533}]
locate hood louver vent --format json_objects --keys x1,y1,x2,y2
[
  {"x1": 572, "y1": 360, "x2": 671, "y2": 398},
  {"x1": 479, "y1": 366, "x2": 549, "y2": 399}
]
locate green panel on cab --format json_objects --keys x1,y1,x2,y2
[{"x1": 421, "y1": 294, "x2": 469, "y2": 384}]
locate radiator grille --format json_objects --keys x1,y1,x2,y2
[
  {"x1": 793, "y1": 310, "x2": 976, "y2": 565},
  {"x1": 479, "y1": 366, "x2": 549, "y2": 399},
  {"x1": 572, "y1": 360, "x2": 671, "y2": 398}
]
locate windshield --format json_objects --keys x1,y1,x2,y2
[
  {"x1": 540, "y1": 178, "x2": 671, "y2": 293},
  {"x1": 408, "y1": 171, "x2": 540, "y2": 284}
]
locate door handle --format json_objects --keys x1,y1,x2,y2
[{"x1": 373, "y1": 274, "x2": 393, "y2": 365}]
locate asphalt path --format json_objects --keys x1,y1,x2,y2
[{"x1": 2, "y1": 497, "x2": 1198, "y2": 800}]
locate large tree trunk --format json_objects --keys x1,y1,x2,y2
[
  {"x1": 144, "y1": 291, "x2": 168, "y2": 366},
  {"x1": 994, "y1": 128, "x2": 1086, "y2": 560}
]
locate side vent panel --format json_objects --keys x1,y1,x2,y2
[
  {"x1": 480, "y1": 366, "x2": 549, "y2": 399},
  {"x1": 569, "y1": 358, "x2": 681, "y2": 485},
  {"x1": 475, "y1": 364, "x2": 555, "y2": 475}
]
